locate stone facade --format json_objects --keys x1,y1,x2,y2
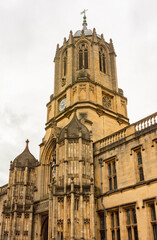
[{"x1": 0, "y1": 16, "x2": 157, "y2": 240}]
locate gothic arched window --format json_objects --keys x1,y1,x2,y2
[
  {"x1": 79, "y1": 43, "x2": 88, "y2": 70},
  {"x1": 63, "y1": 50, "x2": 67, "y2": 76},
  {"x1": 99, "y1": 47, "x2": 106, "y2": 74}
]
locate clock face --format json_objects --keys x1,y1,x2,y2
[
  {"x1": 103, "y1": 95, "x2": 111, "y2": 109},
  {"x1": 59, "y1": 98, "x2": 66, "y2": 112}
]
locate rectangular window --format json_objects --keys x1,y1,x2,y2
[
  {"x1": 110, "y1": 210, "x2": 120, "y2": 240},
  {"x1": 150, "y1": 203, "x2": 157, "y2": 240},
  {"x1": 136, "y1": 151, "x2": 144, "y2": 181},
  {"x1": 100, "y1": 213, "x2": 105, "y2": 240},
  {"x1": 108, "y1": 161, "x2": 117, "y2": 191},
  {"x1": 126, "y1": 207, "x2": 138, "y2": 240}
]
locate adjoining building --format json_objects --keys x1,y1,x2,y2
[{"x1": 0, "y1": 13, "x2": 157, "y2": 240}]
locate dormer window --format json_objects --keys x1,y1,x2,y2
[
  {"x1": 99, "y1": 47, "x2": 106, "y2": 73},
  {"x1": 79, "y1": 43, "x2": 88, "y2": 69},
  {"x1": 63, "y1": 50, "x2": 67, "y2": 76}
]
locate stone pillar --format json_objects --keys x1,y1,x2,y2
[
  {"x1": 106, "y1": 211, "x2": 111, "y2": 240},
  {"x1": 48, "y1": 184, "x2": 53, "y2": 240},
  {"x1": 64, "y1": 196, "x2": 67, "y2": 239},
  {"x1": 80, "y1": 194, "x2": 84, "y2": 239},
  {"x1": 0, "y1": 210, "x2": 5, "y2": 240},
  {"x1": 71, "y1": 178, "x2": 74, "y2": 240},
  {"x1": 27, "y1": 205, "x2": 33, "y2": 240},
  {"x1": 20, "y1": 211, "x2": 25, "y2": 240},
  {"x1": 119, "y1": 207, "x2": 127, "y2": 240},
  {"x1": 8, "y1": 213, "x2": 12, "y2": 240},
  {"x1": 109, "y1": 39, "x2": 118, "y2": 91},
  {"x1": 136, "y1": 203, "x2": 148, "y2": 240},
  {"x1": 56, "y1": 141, "x2": 59, "y2": 183},
  {"x1": 12, "y1": 204, "x2": 17, "y2": 240},
  {"x1": 90, "y1": 179, "x2": 95, "y2": 240},
  {"x1": 52, "y1": 184, "x2": 57, "y2": 240},
  {"x1": 67, "y1": 31, "x2": 74, "y2": 85},
  {"x1": 37, "y1": 214, "x2": 41, "y2": 240},
  {"x1": 78, "y1": 132, "x2": 83, "y2": 191}
]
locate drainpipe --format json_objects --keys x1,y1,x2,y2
[{"x1": 99, "y1": 158, "x2": 107, "y2": 240}]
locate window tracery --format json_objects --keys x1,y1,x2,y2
[
  {"x1": 78, "y1": 43, "x2": 88, "y2": 69},
  {"x1": 99, "y1": 47, "x2": 106, "y2": 73}
]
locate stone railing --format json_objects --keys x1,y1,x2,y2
[
  {"x1": 96, "y1": 128, "x2": 127, "y2": 150},
  {"x1": 134, "y1": 112, "x2": 157, "y2": 132},
  {"x1": 94, "y1": 112, "x2": 157, "y2": 152}
]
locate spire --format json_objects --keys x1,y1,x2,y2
[{"x1": 81, "y1": 9, "x2": 88, "y2": 30}]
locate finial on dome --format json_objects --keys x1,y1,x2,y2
[
  {"x1": 81, "y1": 9, "x2": 88, "y2": 30},
  {"x1": 26, "y1": 139, "x2": 29, "y2": 148}
]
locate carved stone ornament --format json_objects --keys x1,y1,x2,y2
[
  {"x1": 96, "y1": 109, "x2": 104, "y2": 117},
  {"x1": 61, "y1": 78, "x2": 66, "y2": 87}
]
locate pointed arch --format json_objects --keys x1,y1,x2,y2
[{"x1": 99, "y1": 47, "x2": 106, "y2": 73}]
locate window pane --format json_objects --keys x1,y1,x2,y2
[
  {"x1": 100, "y1": 215, "x2": 105, "y2": 229},
  {"x1": 128, "y1": 227, "x2": 132, "y2": 240},
  {"x1": 99, "y1": 52, "x2": 102, "y2": 71},
  {"x1": 127, "y1": 210, "x2": 131, "y2": 225},
  {"x1": 151, "y1": 205, "x2": 156, "y2": 221},
  {"x1": 61, "y1": 232, "x2": 63, "y2": 240},
  {"x1": 134, "y1": 226, "x2": 138, "y2": 240},
  {"x1": 137, "y1": 152, "x2": 142, "y2": 165},
  {"x1": 108, "y1": 163, "x2": 111, "y2": 176},
  {"x1": 109, "y1": 178, "x2": 112, "y2": 190},
  {"x1": 64, "y1": 57, "x2": 67, "y2": 76},
  {"x1": 113, "y1": 162, "x2": 116, "y2": 174},
  {"x1": 84, "y1": 50, "x2": 88, "y2": 69},
  {"x1": 79, "y1": 51, "x2": 83, "y2": 69},
  {"x1": 139, "y1": 167, "x2": 144, "y2": 181},
  {"x1": 102, "y1": 54, "x2": 106, "y2": 73},
  {"x1": 132, "y1": 209, "x2": 137, "y2": 224},
  {"x1": 153, "y1": 224, "x2": 157, "y2": 240},
  {"x1": 114, "y1": 176, "x2": 117, "y2": 189},
  {"x1": 57, "y1": 232, "x2": 60, "y2": 240},
  {"x1": 117, "y1": 229, "x2": 121, "y2": 240},
  {"x1": 112, "y1": 230, "x2": 115, "y2": 240},
  {"x1": 111, "y1": 213, "x2": 114, "y2": 228},
  {"x1": 116, "y1": 211, "x2": 119, "y2": 226},
  {"x1": 101, "y1": 232, "x2": 105, "y2": 240}
]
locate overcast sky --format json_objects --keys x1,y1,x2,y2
[{"x1": 0, "y1": 0, "x2": 157, "y2": 186}]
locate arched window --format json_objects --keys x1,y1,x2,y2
[
  {"x1": 79, "y1": 43, "x2": 88, "y2": 70},
  {"x1": 63, "y1": 50, "x2": 67, "y2": 76},
  {"x1": 99, "y1": 47, "x2": 106, "y2": 73}
]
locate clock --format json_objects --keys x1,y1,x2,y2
[
  {"x1": 59, "y1": 98, "x2": 66, "y2": 112},
  {"x1": 103, "y1": 95, "x2": 111, "y2": 109}
]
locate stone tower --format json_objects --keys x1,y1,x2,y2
[
  {"x1": 38, "y1": 13, "x2": 129, "y2": 239},
  {"x1": 1, "y1": 140, "x2": 38, "y2": 240}
]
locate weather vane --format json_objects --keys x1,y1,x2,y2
[{"x1": 80, "y1": 9, "x2": 88, "y2": 28}]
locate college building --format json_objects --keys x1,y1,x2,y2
[{"x1": 0, "y1": 13, "x2": 157, "y2": 240}]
